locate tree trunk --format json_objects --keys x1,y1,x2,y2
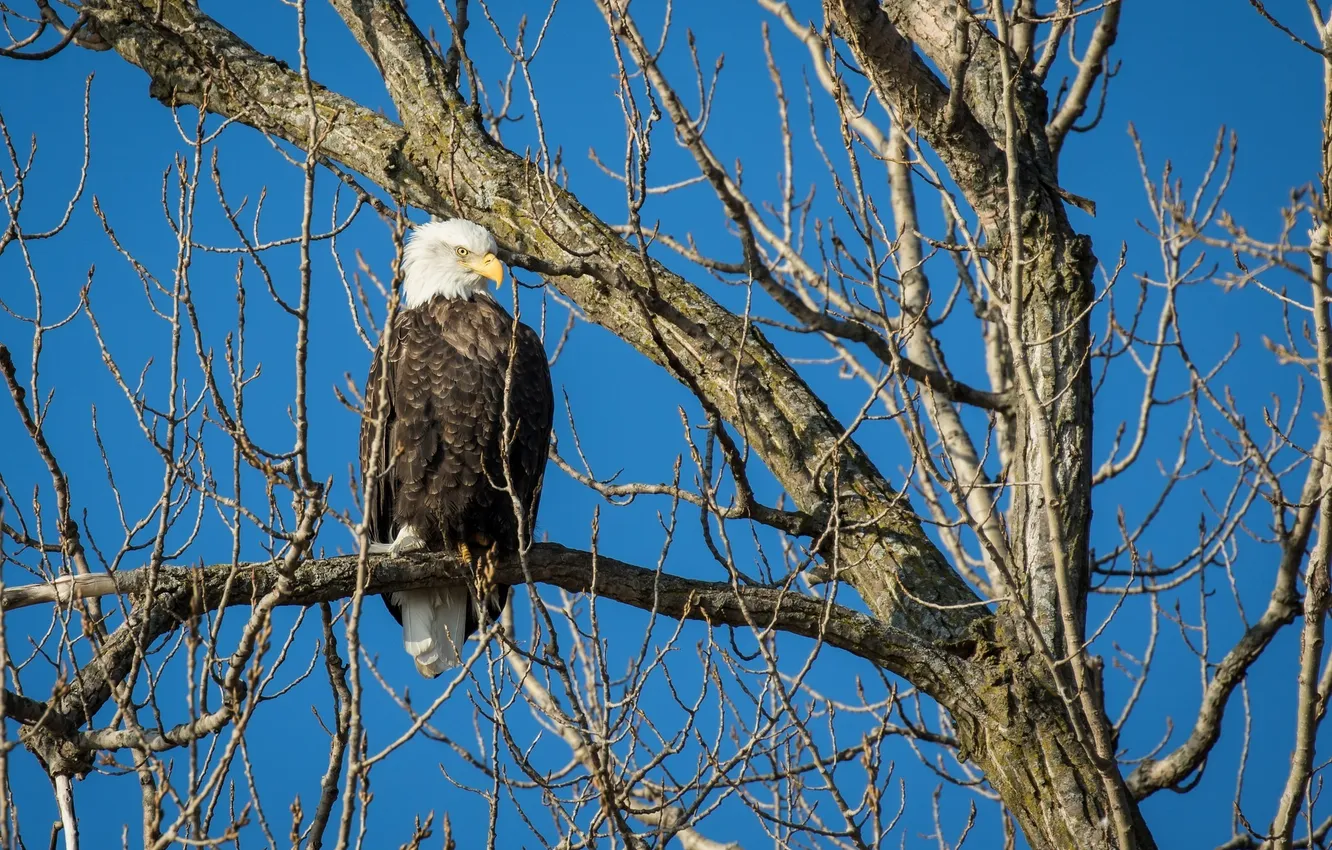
[
  {"x1": 1008, "y1": 222, "x2": 1097, "y2": 650},
  {"x1": 911, "y1": 618, "x2": 1152, "y2": 850}
]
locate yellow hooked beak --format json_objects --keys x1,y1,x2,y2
[{"x1": 465, "y1": 252, "x2": 505, "y2": 287}]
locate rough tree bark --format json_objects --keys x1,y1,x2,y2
[{"x1": 14, "y1": 1, "x2": 1147, "y2": 848}]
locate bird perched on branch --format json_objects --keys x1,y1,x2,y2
[{"x1": 360, "y1": 218, "x2": 554, "y2": 678}]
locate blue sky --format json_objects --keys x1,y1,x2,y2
[{"x1": 0, "y1": 1, "x2": 1324, "y2": 848}]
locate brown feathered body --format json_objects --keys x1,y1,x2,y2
[{"x1": 360, "y1": 293, "x2": 553, "y2": 674}]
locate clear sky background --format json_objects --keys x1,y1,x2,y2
[{"x1": 0, "y1": 2, "x2": 1322, "y2": 848}]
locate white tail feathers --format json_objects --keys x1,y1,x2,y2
[{"x1": 392, "y1": 587, "x2": 470, "y2": 678}]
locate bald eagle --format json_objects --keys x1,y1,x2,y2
[{"x1": 360, "y1": 218, "x2": 554, "y2": 678}]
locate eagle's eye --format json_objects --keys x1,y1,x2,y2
[{"x1": 455, "y1": 246, "x2": 470, "y2": 258}]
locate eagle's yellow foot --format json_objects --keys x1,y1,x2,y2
[
  {"x1": 474, "y1": 541, "x2": 500, "y2": 603},
  {"x1": 455, "y1": 540, "x2": 474, "y2": 566}
]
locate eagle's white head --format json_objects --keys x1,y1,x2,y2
[{"x1": 401, "y1": 218, "x2": 505, "y2": 307}]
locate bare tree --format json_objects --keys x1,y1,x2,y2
[{"x1": 2, "y1": 1, "x2": 1331, "y2": 848}]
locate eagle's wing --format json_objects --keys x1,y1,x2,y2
[
  {"x1": 359, "y1": 332, "x2": 399, "y2": 548},
  {"x1": 507, "y1": 320, "x2": 555, "y2": 537}
]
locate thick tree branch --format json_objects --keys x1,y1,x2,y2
[
  {"x1": 2, "y1": 689, "x2": 74, "y2": 736},
  {"x1": 823, "y1": 0, "x2": 1011, "y2": 227},
  {"x1": 829, "y1": 0, "x2": 1100, "y2": 223},
  {"x1": 80, "y1": 0, "x2": 447, "y2": 209},
  {"x1": 4, "y1": 544, "x2": 964, "y2": 720},
  {"x1": 324, "y1": 0, "x2": 461, "y2": 133},
  {"x1": 6, "y1": 539, "x2": 1150, "y2": 850},
  {"x1": 875, "y1": 0, "x2": 1046, "y2": 160}
]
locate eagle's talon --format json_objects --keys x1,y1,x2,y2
[{"x1": 474, "y1": 542, "x2": 500, "y2": 601}]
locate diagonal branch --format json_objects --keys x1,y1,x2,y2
[
  {"x1": 823, "y1": 0, "x2": 1010, "y2": 225},
  {"x1": 80, "y1": 0, "x2": 446, "y2": 210},
  {"x1": 1045, "y1": 0, "x2": 1121, "y2": 155},
  {"x1": 827, "y1": 0, "x2": 1088, "y2": 227}
]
